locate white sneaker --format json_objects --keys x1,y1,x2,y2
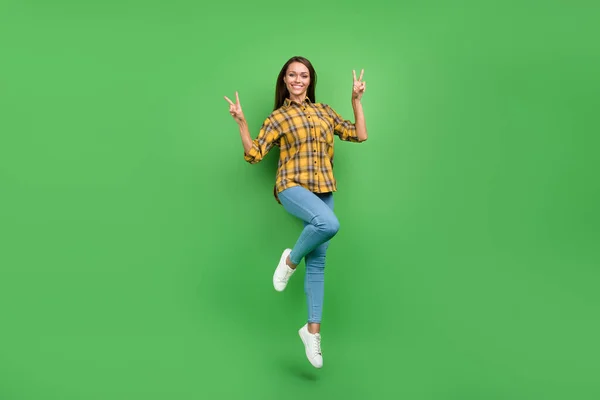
[
  {"x1": 273, "y1": 248, "x2": 295, "y2": 291},
  {"x1": 298, "y1": 323, "x2": 323, "y2": 368}
]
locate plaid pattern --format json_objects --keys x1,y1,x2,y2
[{"x1": 244, "y1": 97, "x2": 360, "y2": 203}]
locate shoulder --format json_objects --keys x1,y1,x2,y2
[
  {"x1": 269, "y1": 104, "x2": 294, "y2": 118},
  {"x1": 260, "y1": 108, "x2": 287, "y2": 130},
  {"x1": 265, "y1": 108, "x2": 285, "y2": 125},
  {"x1": 313, "y1": 102, "x2": 333, "y2": 112},
  {"x1": 312, "y1": 102, "x2": 336, "y2": 117}
]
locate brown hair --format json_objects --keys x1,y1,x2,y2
[{"x1": 274, "y1": 56, "x2": 317, "y2": 110}]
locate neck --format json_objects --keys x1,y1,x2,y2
[{"x1": 289, "y1": 93, "x2": 306, "y2": 104}]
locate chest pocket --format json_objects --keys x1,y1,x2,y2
[{"x1": 317, "y1": 115, "x2": 335, "y2": 147}]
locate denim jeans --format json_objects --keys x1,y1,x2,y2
[{"x1": 277, "y1": 185, "x2": 340, "y2": 324}]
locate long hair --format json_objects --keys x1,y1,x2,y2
[{"x1": 274, "y1": 56, "x2": 317, "y2": 111}]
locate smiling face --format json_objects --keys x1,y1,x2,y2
[
  {"x1": 283, "y1": 61, "x2": 311, "y2": 102},
  {"x1": 273, "y1": 56, "x2": 317, "y2": 110}
]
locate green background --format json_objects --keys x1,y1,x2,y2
[{"x1": 1, "y1": 0, "x2": 599, "y2": 399}]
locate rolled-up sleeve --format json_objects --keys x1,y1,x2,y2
[
  {"x1": 326, "y1": 105, "x2": 359, "y2": 142},
  {"x1": 244, "y1": 116, "x2": 281, "y2": 164}
]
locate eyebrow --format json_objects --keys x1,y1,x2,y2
[{"x1": 288, "y1": 71, "x2": 309, "y2": 74}]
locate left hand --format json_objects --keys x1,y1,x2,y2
[{"x1": 352, "y1": 69, "x2": 366, "y2": 100}]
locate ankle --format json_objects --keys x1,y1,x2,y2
[
  {"x1": 307, "y1": 323, "x2": 320, "y2": 334},
  {"x1": 286, "y1": 255, "x2": 297, "y2": 269}
]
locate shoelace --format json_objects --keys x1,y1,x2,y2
[{"x1": 313, "y1": 333, "x2": 322, "y2": 355}]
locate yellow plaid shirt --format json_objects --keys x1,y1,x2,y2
[{"x1": 244, "y1": 97, "x2": 361, "y2": 203}]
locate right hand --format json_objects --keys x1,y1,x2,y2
[{"x1": 224, "y1": 91, "x2": 245, "y2": 124}]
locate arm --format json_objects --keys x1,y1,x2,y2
[
  {"x1": 351, "y1": 69, "x2": 368, "y2": 142},
  {"x1": 225, "y1": 91, "x2": 253, "y2": 154},
  {"x1": 352, "y1": 98, "x2": 368, "y2": 142},
  {"x1": 243, "y1": 116, "x2": 280, "y2": 164},
  {"x1": 236, "y1": 118, "x2": 253, "y2": 155},
  {"x1": 224, "y1": 91, "x2": 279, "y2": 163},
  {"x1": 327, "y1": 69, "x2": 369, "y2": 143}
]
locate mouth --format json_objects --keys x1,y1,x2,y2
[{"x1": 291, "y1": 85, "x2": 304, "y2": 90}]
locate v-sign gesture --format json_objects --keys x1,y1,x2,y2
[
  {"x1": 224, "y1": 91, "x2": 246, "y2": 124},
  {"x1": 352, "y1": 69, "x2": 366, "y2": 101}
]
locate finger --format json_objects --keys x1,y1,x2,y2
[
  {"x1": 359, "y1": 69, "x2": 364, "y2": 81},
  {"x1": 353, "y1": 69, "x2": 357, "y2": 82},
  {"x1": 235, "y1": 91, "x2": 240, "y2": 105},
  {"x1": 224, "y1": 96, "x2": 234, "y2": 106}
]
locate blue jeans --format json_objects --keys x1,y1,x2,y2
[{"x1": 277, "y1": 185, "x2": 340, "y2": 324}]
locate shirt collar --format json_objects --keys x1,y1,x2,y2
[{"x1": 284, "y1": 97, "x2": 312, "y2": 108}]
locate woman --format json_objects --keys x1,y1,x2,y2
[{"x1": 224, "y1": 56, "x2": 367, "y2": 369}]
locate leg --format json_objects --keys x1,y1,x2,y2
[
  {"x1": 278, "y1": 186, "x2": 339, "y2": 267},
  {"x1": 272, "y1": 189, "x2": 336, "y2": 370},
  {"x1": 305, "y1": 240, "x2": 329, "y2": 334},
  {"x1": 304, "y1": 192, "x2": 334, "y2": 334},
  {"x1": 297, "y1": 192, "x2": 333, "y2": 369},
  {"x1": 272, "y1": 187, "x2": 338, "y2": 292}
]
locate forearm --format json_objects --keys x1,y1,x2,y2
[
  {"x1": 237, "y1": 119, "x2": 253, "y2": 154},
  {"x1": 352, "y1": 99, "x2": 368, "y2": 141}
]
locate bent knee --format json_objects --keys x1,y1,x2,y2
[{"x1": 323, "y1": 216, "x2": 340, "y2": 238}]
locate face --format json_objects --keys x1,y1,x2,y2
[{"x1": 283, "y1": 61, "x2": 310, "y2": 99}]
